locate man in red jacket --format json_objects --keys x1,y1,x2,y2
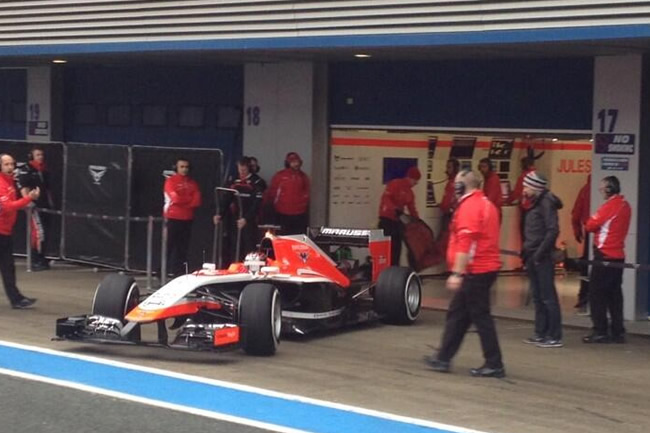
[
  {"x1": 164, "y1": 158, "x2": 201, "y2": 277},
  {"x1": 583, "y1": 176, "x2": 631, "y2": 344},
  {"x1": 378, "y1": 166, "x2": 420, "y2": 267},
  {"x1": 571, "y1": 175, "x2": 591, "y2": 313},
  {"x1": 424, "y1": 170, "x2": 505, "y2": 378},
  {"x1": 0, "y1": 154, "x2": 40, "y2": 309},
  {"x1": 479, "y1": 158, "x2": 502, "y2": 219},
  {"x1": 265, "y1": 152, "x2": 310, "y2": 235}
]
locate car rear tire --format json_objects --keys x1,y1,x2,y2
[
  {"x1": 374, "y1": 266, "x2": 421, "y2": 325},
  {"x1": 239, "y1": 283, "x2": 281, "y2": 356},
  {"x1": 92, "y1": 273, "x2": 141, "y2": 341}
]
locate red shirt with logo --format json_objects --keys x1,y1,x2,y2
[
  {"x1": 447, "y1": 189, "x2": 501, "y2": 274},
  {"x1": 482, "y1": 171, "x2": 503, "y2": 210},
  {"x1": 585, "y1": 194, "x2": 631, "y2": 259},
  {"x1": 266, "y1": 168, "x2": 310, "y2": 216},
  {"x1": 0, "y1": 172, "x2": 32, "y2": 235},
  {"x1": 439, "y1": 177, "x2": 456, "y2": 215},
  {"x1": 163, "y1": 174, "x2": 201, "y2": 221},
  {"x1": 378, "y1": 178, "x2": 418, "y2": 221},
  {"x1": 571, "y1": 177, "x2": 590, "y2": 240}
]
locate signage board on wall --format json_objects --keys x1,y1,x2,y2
[
  {"x1": 488, "y1": 138, "x2": 514, "y2": 160},
  {"x1": 601, "y1": 156, "x2": 629, "y2": 171},
  {"x1": 594, "y1": 133, "x2": 635, "y2": 154}
]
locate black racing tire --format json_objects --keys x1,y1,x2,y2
[
  {"x1": 239, "y1": 283, "x2": 281, "y2": 356},
  {"x1": 91, "y1": 273, "x2": 141, "y2": 341},
  {"x1": 374, "y1": 266, "x2": 421, "y2": 325}
]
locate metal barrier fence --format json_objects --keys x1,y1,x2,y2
[
  {"x1": 3, "y1": 139, "x2": 223, "y2": 284},
  {"x1": 24, "y1": 207, "x2": 169, "y2": 290}
]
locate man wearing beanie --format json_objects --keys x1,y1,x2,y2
[
  {"x1": 378, "y1": 166, "x2": 421, "y2": 266},
  {"x1": 521, "y1": 171, "x2": 564, "y2": 348}
]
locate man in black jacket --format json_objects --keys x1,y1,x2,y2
[
  {"x1": 16, "y1": 146, "x2": 54, "y2": 271},
  {"x1": 214, "y1": 157, "x2": 266, "y2": 263},
  {"x1": 521, "y1": 171, "x2": 564, "y2": 348}
]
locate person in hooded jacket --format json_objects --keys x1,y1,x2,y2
[
  {"x1": 520, "y1": 171, "x2": 564, "y2": 348},
  {"x1": 265, "y1": 152, "x2": 310, "y2": 235}
]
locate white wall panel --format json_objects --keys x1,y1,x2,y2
[{"x1": 1, "y1": 1, "x2": 650, "y2": 46}]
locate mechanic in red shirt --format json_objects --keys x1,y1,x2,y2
[
  {"x1": 378, "y1": 166, "x2": 421, "y2": 267},
  {"x1": 506, "y1": 157, "x2": 535, "y2": 205},
  {"x1": 164, "y1": 158, "x2": 202, "y2": 276},
  {"x1": 0, "y1": 154, "x2": 40, "y2": 309},
  {"x1": 571, "y1": 175, "x2": 591, "y2": 312},
  {"x1": 583, "y1": 176, "x2": 631, "y2": 344},
  {"x1": 425, "y1": 169, "x2": 505, "y2": 378},
  {"x1": 439, "y1": 158, "x2": 459, "y2": 219},
  {"x1": 478, "y1": 158, "x2": 502, "y2": 219},
  {"x1": 265, "y1": 152, "x2": 310, "y2": 235},
  {"x1": 507, "y1": 157, "x2": 536, "y2": 253}
]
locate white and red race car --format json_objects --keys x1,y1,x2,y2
[{"x1": 56, "y1": 227, "x2": 422, "y2": 356}]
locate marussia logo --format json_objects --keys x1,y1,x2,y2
[
  {"x1": 299, "y1": 252, "x2": 309, "y2": 263},
  {"x1": 88, "y1": 165, "x2": 107, "y2": 185},
  {"x1": 321, "y1": 228, "x2": 370, "y2": 237}
]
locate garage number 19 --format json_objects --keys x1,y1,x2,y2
[
  {"x1": 246, "y1": 106, "x2": 261, "y2": 126},
  {"x1": 597, "y1": 108, "x2": 618, "y2": 133}
]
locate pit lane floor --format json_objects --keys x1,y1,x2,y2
[{"x1": 1, "y1": 261, "x2": 649, "y2": 433}]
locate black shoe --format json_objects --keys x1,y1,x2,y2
[
  {"x1": 611, "y1": 334, "x2": 626, "y2": 344},
  {"x1": 582, "y1": 334, "x2": 610, "y2": 344},
  {"x1": 522, "y1": 335, "x2": 545, "y2": 344},
  {"x1": 11, "y1": 297, "x2": 37, "y2": 309},
  {"x1": 536, "y1": 339, "x2": 564, "y2": 348},
  {"x1": 423, "y1": 356, "x2": 451, "y2": 373},
  {"x1": 470, "y1": 365, "x2": 506, "y2": 378},
  {"x1": 30, "y1": 261, "x2": 50, "y2": 272}
]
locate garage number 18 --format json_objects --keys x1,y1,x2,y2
[{"x1": 246, "y1": 106, "x2": 261, "y2": 126}]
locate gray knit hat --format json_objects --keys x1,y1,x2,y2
[{"x1": 523, "y1": 171, "x2": 547, "y2": 192}]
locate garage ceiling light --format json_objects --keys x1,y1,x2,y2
[
  {"x1": 354, "y1": 54, "x2": 371, "y2": 58},
  {"x1": 52, "y1": 59, "x2": 67, "y2": 64}
]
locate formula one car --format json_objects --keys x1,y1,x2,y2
[{"x1": 55, "y1": 227, "x2": 422, "y2": 356}]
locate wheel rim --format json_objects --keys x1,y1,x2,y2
[
  {"x1": 404, "y1": 273, "x2": 421, "y2": 320},
  {"x1": 271, "y1": 290, "x2": 282, "y2": 345},
  {"x1": 123, "y1": 282, "x2": 139, "y2": 319}
]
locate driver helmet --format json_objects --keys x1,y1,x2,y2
[{"x1": 243, "y1": 252, "x2": 267, "y2": 273}]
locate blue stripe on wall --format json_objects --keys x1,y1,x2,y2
[
  {"x1": 0, "y1": 343, "x2": 475, "y2": 433},
  {"x1": 0, "y1": 24, "x2": 649, "y2": 56}
]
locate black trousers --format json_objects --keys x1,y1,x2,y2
[
  {"x1": 0, "y1": 235, "x2": 23, "y2": 304},
  {"x1": 526, "y1": 256, "x2": 563, "y2": 340},
  {"x1": 378, "y1": 217, "x2": 401, "y2": 267},
  {"x1": 276, "y1": 212, "x2": 308, "y2": 235},
  {"x1": 589, "y1": 250, "x2": 625, "y2": 337},
  {"x1": 437, "y1": 272, "x2": 503, "y2": 368},
  {"x1": 167, "y1": 219, "x2": 193, "y2": 276}
]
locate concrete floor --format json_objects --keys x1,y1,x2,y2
[{"x1": 1, "y1": 260, "x2": 650, "y2": 433}]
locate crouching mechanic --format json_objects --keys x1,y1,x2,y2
[
  {"x1": 424, "y1": 170, "x2": 505, "y2": 378},
  {"x1": 377, "y1": 166, "x2": 421, "y2": 267},
  {"x1": 0, "y1": 154, "x2": 40, "y2": 309}
]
